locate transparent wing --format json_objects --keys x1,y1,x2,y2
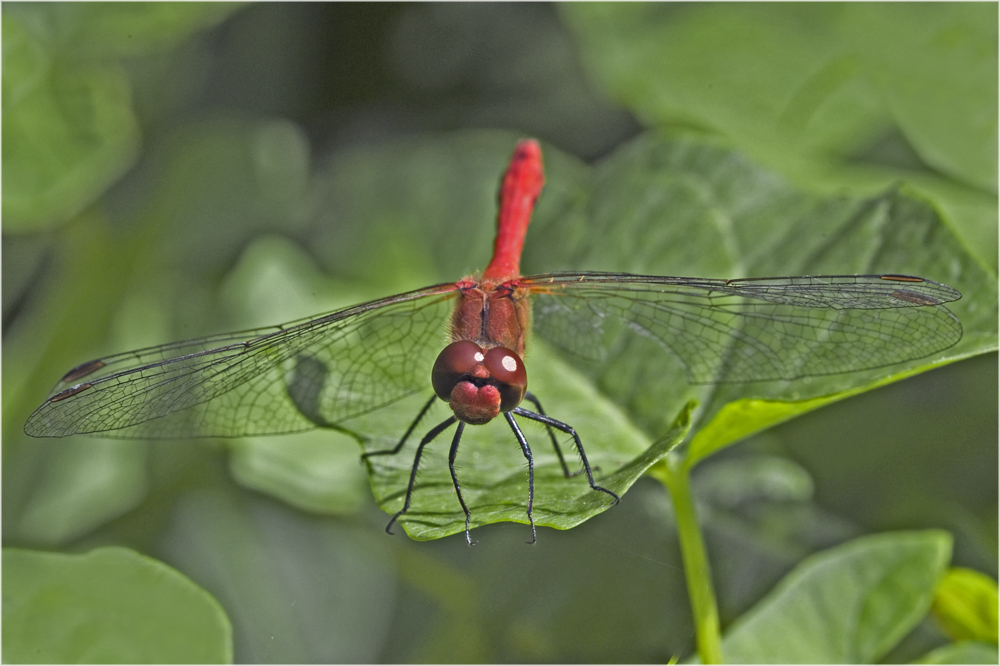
[
  {"x1": 524, "y1": 273, "x2": 962, "y2": 383},
  {"x1": 25, "y1": 283, "x2": 460, "y2": 438}
]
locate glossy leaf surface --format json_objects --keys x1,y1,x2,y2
[{"x1": 719, "y1": 531, "x2": 952, "y2": 663}]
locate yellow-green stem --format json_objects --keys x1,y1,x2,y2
[{"x1": 651, "y1": 456, "x2": 723, "y2": 664}]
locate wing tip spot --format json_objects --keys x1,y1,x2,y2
[
  {"x1": 50, "y1": 383, "x2": 95, "y2": 402},
  {"x1": 880, "y1": 274, "x2": 924, "y2": 283}
]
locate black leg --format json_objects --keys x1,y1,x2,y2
[
  {"x1": 512, "y1": 406, "x2": 620, "y2": 505},
  {"x1": 362, "y1": 394, "x2": 437, "y2": 460},
  {"x1": 384, "y1": 416, "x2": 457, "y2": 535},
  {"x1": 504, "y1": 413, "x2": 537, "y2": 544},
  {"x1": 446, "y1": 422, "x2": 474, "y2": 545},
  {"x1": 523, "y1": 391, "x2": 574, "y2": 478}
]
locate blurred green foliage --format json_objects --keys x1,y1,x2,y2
[
  {"x1": 563, "y1": 3, "x2": 998, "y2": 270},
  {"x1": 2, "y1": 3, "x2": 238, "y2": 230},
  {"x1": 932, "y1": 567, "x2": 1000, "y2": 644},
  {"x1": 3, "y1": 547, "x2": 232, "y2": 663},
  {"x1": 2, "y1": 4, "x2": 996, "y2": 663}
]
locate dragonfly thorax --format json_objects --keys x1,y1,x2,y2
[{"x1": 450, "y1": 278, "x2": 531, "y2": 356}]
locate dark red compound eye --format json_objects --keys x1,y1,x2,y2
[
  {"x1": 431, "y1": 340, "x2": 485, "y2": 402},
  {"x1": 483, "y1": 346, "x2": 527, "y2": 412}
]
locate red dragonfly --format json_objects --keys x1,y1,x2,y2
[{"x1": 25, "y1": 140, "x2": 962, "y2": 544}]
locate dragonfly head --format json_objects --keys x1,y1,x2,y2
[{"x1": 432, "y1": 340, "x2": 527, "y2": 425}]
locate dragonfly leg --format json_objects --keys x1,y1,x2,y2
[
  {"x1": 523, "y1": 391, "x2": 573, "y2": 478},
  {"x1": 446, "y1": 422, "x2": 475, "y2": 545},
  {"x1": 504, "y1": 412, "x2": 537, "y2": 544},
  {"x1": 362, "y1": 394, "x2": 437, "y2": 460},
  {"x1": 385, "y1": 415, "x2": 457, "y2": 535},
  {"x1": 512, "y1": 407, "x2": 620, "y2": 506}
]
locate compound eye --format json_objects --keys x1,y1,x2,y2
[
  {"x1": 432, "y1": 340, "x2": 484, "y2": 401},
  {"x1": 484, "y1": 347, "x2": 527, "y2": 412}
]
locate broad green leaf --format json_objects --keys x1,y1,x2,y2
[
  {"x1": 560, "y1": 4, "x2": 998, "y2": 272},
  {"x1": 561, "y1": 4, "x2": 996, "y2": 191},
  {"x1": 2, "y1": 3, "x2": 245, "y2": 232},
  {"x1": 685, "y1": 358, "x2": 954, "y2": 468},
  {"x1": 846, "y1": 4, "x2": 998, "y2": 192},
  {"x1": 687, "y1": 393, "x2": 848, "y2": 469},
  {"x1": 2, "y1": 547, "x2": 232, "y2": 664},
  {"x1": 931, "y1": 567, "x2": 999, "y2": 643},
  {"x1": 718, "y1": 530, "x2": 952, "y2": 664},
  {"x1": 13, "y1": 438, "x2": 148, "y2": 545},
  {"x1": 229, "y1": 431, "x2": 368, "y2": 515},
  {"x1": 156, "y1": 489, "x2": 396, "y2": 663},
  {"x1": 298, "y1": 132, "x2": 994, "y2": 538},
  {"x1": 2, "y1": 12, "x2": 140, "y2": 231},
  {"x1": 528, "y1": 135, "x2": 994, "y2": 458},
  {"x1": 562, "y1": 5, "x2": 885, "y2": 166},
  {"x1": 917, "y1": 641, "x2": 1000, "y2": 665}
]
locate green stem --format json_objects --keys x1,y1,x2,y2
[{"x1": 651, "y1": 456, "x2": 723, "y2": 664}]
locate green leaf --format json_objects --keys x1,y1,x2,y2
[
  {"x1": 931, "y1": 567, "x2": 999, "y2": 643},
  {"x1": 2, "y1": 11, "x2": 140, "y2": 231},
  {"x1": 560, "y1": 4, "x2": 999, "y2": 272},
  {"x1": 304, "y1": 132, "x2": 993, "y2": 539},
  {"x1": 1, "y1": 3, "x2": 245, "y2": 232},
  {"x1": 687, "y1": 393, "x2": 848, "y2": 469},
  {"x1": 2, "y1": 547, "x2": 232, "y2": 664},
  {"x1": 718, "y1": 530, "x2": 952, "y2": 663},
  {"x1": 846, "y1": 4, "x2": 998, "y2": 192},
  {"x1": 13, "y1": 439, "x2": 148, "y2": 545},
  {"x1": 363, "y1": 349, "x2": 692, "y2": 541},
  {"x1": 563, "y1": 5, "x2": 881, "y2": 164},
  {"x1": 685, "y1": 359, "x2": 954, "y2": 469},
  {"x1": 530, "y1": 135, "x2": 994, "y2": 460},
  {"x1": 157, "y1": 489, "x2": 396, "y2": 663},
  {"x1": 561, "y1": 4, "x2": 996, "y2": 190},
  {"x1": 228, "y1": 431, "x2": 368, "y2": 515},
  {"x1": 917, "y1": 641, "x2": 1000, "y2": 665}
]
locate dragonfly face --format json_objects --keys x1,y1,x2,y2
[{"x1": 432, "y1": 340, "x2": 528, "y2": 425}]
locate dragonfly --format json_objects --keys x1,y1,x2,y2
[{"x1": 24, "y1": 139, "x2": 963, "y2": 545}]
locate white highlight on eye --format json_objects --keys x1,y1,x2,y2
[
  {"x1": 474, "y1": 352, "x2": 485, "y2": 362},
  {"x1": 502, "y1": 355, "x2": 517, "y2": 372}
]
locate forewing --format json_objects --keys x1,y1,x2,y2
[
  {"x1": 524, "y1": 273, "x2": 962, "y2": 383},
  {"x1": 25, "y1": 284, "x2": 459, "y2": 438}
]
